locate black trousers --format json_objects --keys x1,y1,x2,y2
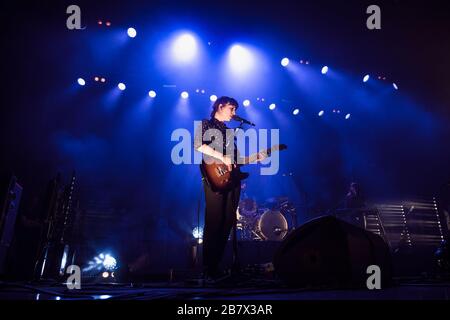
[{"x1": 202, "y1": 181, "x2": 241, "y2": 275}]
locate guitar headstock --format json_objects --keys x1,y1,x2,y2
[{"x1": 271, "y1": 144, "x2": 288, "y2": 152}]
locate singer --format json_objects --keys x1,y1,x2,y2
[{"x1": 193, "y1": 96, "x2": 265, "y2": 282}]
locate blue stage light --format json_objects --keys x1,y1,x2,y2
[
  {"x1": 172, "y1": 33, "x2": 197, "y2": 63},
  {"x1": 192, "y1": 226, "x2": 203, "y2": 239},
  {"x1": 293, "y1": 108, "x2": 300, "y2": 115},
  {"x1": 148, "y1": 90, "x2": 156, "y2": 98},
  {"x1": 103, "y1": 254, "x2": 117, "y2": 271},
  {"x1": 318, "y1": 110, "x2": 324, "y2": 116},
  {"x1": 127, "y1": 27, "x2": 137, "y2": 38},
  {"x1": 210, "y1": 95, "x2": 217, "y2": 102},
  {"x1": 281, "y1": 58, "x2": 289, "y2": 67},
  {"x1": 181, "y1": 91, "x2": 189, "y2": 99},
  {"x1": 118, "y1": 83, "x2": 126, "y2": 91},
  {"x1": 229, "y1": 44, "x2": 254, "y2": 74},
  {"x1": 321, "y1": 66, "x2": 328, "y2": 74},
  {"x1": 345, "y1": 113, "x2": 351, "y2": 119},
  {"x1": 77, "y1": 78, "x2": 86, "y2": 86},
  {"x1": 83, "y1": 252, "x2": 118, "y2": 274},
  {"x1": 243, "y1": 99, "x2": 250, "y2": 107},
  {"x1": 363, "y1": 74, "x2": 370, "y2": 83},
  {"x1": 269, "y1": 103, "x2": 276, "y2": 110}
]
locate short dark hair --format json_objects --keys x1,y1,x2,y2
[{"x1": 210, "y1": 96, "x2": 239, "y2": 118}]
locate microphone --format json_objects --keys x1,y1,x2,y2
[{"x1": 232, "y1": 115, "x2": 255, "y2": 126}]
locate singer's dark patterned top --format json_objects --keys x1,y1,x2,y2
[{"x1": 194, "y1": 118, "x2": 237, "y2": 160}]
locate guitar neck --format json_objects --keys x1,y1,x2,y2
[
  {"x1": 244, "y1": 148, "x2": 272, "y2": 165},
  {"x1": 242, "y1": 144, "x2": 286, "y2": 165}
]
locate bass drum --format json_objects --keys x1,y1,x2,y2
[{"x1": 255, "y1": 209, "x2": 289, "y2": 241}]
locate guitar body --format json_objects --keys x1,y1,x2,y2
[
  {"x1": 200, "y1": 144, "x2": 287, "y2": 193},
  {"x1": 201, "y1": 161, "x2": 249, "y2": 193}
]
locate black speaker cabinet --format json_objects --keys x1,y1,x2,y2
[{"x1": 273, "y1": 215, "x2": 392, "y2": 288}]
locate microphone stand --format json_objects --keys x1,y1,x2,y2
[{"x1": 231, "y1": 120, "x2": 245, "y2": 276}]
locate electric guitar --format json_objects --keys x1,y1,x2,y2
[{"x1": 200, "y1": 144, "x2": 287, "y2": 193}]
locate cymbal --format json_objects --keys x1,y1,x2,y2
[
  {"x1": 263, "y1": 196, "x2": 289, "y2": 206},
  {"x1": 238, "y1": 198, "x2": 257, "y2": 215}
]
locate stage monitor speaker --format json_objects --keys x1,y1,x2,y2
[
  {"x1": 0, "y1": 176, "x2": 23, "y2": 275},
  {"x1": 273, "y1": 215, "x2": 392, "y2": 288}
]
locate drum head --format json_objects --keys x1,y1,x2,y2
[{"x1": 257, "y1": 210, "x2": 288, "y2": 241}]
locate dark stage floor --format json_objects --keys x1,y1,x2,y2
[{"x1": 1, "y1": 278, "x2": 450, "y2": 300}]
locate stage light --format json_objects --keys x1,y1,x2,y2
[
  {"x1": 181, "y1": 91, "x2": 189, "y2": 99},
  {"x1": 210, "y1": 95, "x2": 217, "y2": 102},
  {"x1": 106, "y1": 21, "x2": 111, "y2": 27},
  {"x1": 127, "y1": 27, "x2": 137, "y2": 38},
  {"x1": 345, "y1": 113, "x2": 351, "y2": 119},
  {"x1": 321, "y1": 66, "x2": 328, "y2": 74},
  {"x1": 83, "y1": 252, "x2": 118, "y2": 274},
  {"x1": 98, "y1": 20, "x2": 103, "y2": 25},
  {"x1": 228, "y1": 44, "x2": 254, "y2": 74},
  {"x1": 103, "y1": 254, "x2": 117, "y2": 271},
  {"x1": 393, "y1": 83, "x2": 398, "y2": 90},
  {"x1": 201, "y1": 89, "x2": 205, "y2": 94},
  {"x1": 94, "y1": 77, "x2": 99, "y2": 82},
  {"x1": 281, "y1": 58, "x2": 289, "y2": 67},
  {"x1": 118, "y1": 83, "x2": 126, "y2": 91},
  {"x1": 172, "y1": 33, "x2": 197, "y2": 63},
  {"x1": 148, "y1": 90, "x2": 156, "y2": 98},
  {"x1": 293, "y1": 108, "x2": 300, "y2": 115},
  {"x1": 100, "y1": 78, "x2": 106, "y2": 83},
  {"x1": 243, "y1": 99, "x2": 250, "y2": 107},
  {"x1": 77, "y1": 78, "x2": 85, "y2": 86},
  {"x1": 102, "y1": 272, "x2": 109, "y2": 278},
  {"x1": 363, "y1": 74, "x2": 370, "y2": 82},
  {"x1": 192, "y1": 226, "x2": 203, "y2": 239},
  {"x1": 318, "y1": 110, "x2": 324, "y2": 116},
  {"x1": 269, "y1": 103, "x2": 276, "y2": 110}
]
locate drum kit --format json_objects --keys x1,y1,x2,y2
[{"x1": 236, "y1": 196, "x2": 297, "y2": 241}]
